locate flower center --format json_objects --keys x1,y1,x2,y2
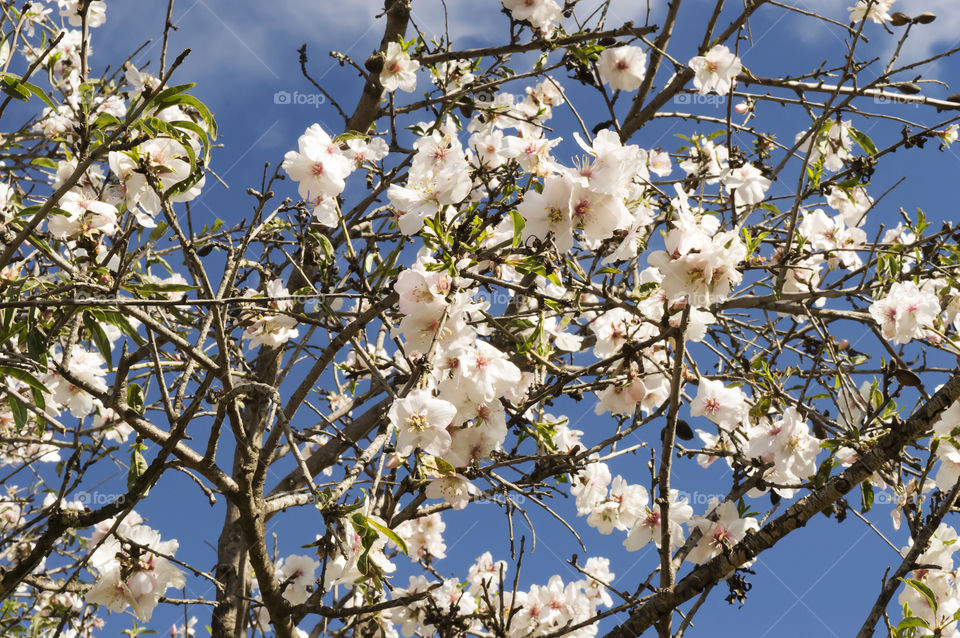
[{"x1": 406, "y1": 413, "x2": 428, "y2": 432}]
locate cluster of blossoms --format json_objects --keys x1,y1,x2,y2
[
  {"x1": 35, "y1": 59, "x2": 208, "y2": 232},
  {"x1": 596, "y1": 43, "x2": 742, "y2": 97},
  {"x1": 895, "y1": 523, "x2": 960, "y2": 636},
  {"x1": 562, "y1": 375, "x2": 819, "y2": 564},
  {"x1": 677, "y1": 134, "x2": 771, "y2": 209},
  {"x1": 282, "y1": 123, "x2": 388, "y2": 226},
  {"x1": 263, "y1": 508, "x2": 402, "y2": 618},
  {"x1": 648, "y1": 186, "x2": 747, "y2": 310},
  {"x1": 869, "y1": 281, "x2": 942, "y2": 345},
  {"x1": 9, "y1": 0, "x2": 959, "y2": 633},
  {"x1": 85, "y1": 512, "x2": 186, "y2": 622},
  {"x1": 570, "y1": 453, "x2": 766, "y2": 564},
  {"x1": 927, "y1": 398, "x2": 960, "y2": 494},
  {"x1": 389, "y1": 553, "x2": 614, "y2": 638},
  {"x1": 693, "y1": 380, "x2": 822, "y2": 498}
]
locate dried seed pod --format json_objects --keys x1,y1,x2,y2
[
  {"x1": 364, "y1": 53, "x2": 384, "y2": 75},
  {"x1": 889, "y1": 12, "x2": 910, "y2": 26},
  {"x1": 894, "y1": 368, "x2": 923, "y2": 388},
  {"x1": 895, "y1": 82, "x2": 922, "y2": 95},
  {"x1": 675, "y1": 419, "x2": 694, "y2": 441}
]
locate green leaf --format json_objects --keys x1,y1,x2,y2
[
  {"x1": 896, "y1": 616, "x2": 930, "y2": 630},
  {"x1": 127, "y1": 383, "x2": 145, "y2": 415},
  {"x1": 156, "y1": 92, "x2": 217, "y2": 140},
  {"x1": 1, "y1": 78, "x2": 29, "y2": 101},
  {"x1": 860, "y1": 482, "x2": 874, "y2": 513},
  {"x1": 99, "y1": 311, "x2": 145, "y2": 346},
  {"x1": 509, "y1": 210, "x2": 525, "y2": 247},
  {"x1": 365, "y1": 517, "x2": 409, "y2": 555},
  {"x1": 92, "y1": 112, "x2": 122, "y2": 131},
  {"x1": 0, "y1": 72, "x2": 56, "y2": 109},
  {"x1": 127, "y1": 445, "x2": 150, "y2": 497},
  {"x1": 7, "y1": 394, "x2": 28, "y2": 430},
  {"x1": 849, "y1": 128, "x2": 878, "y2": 156},
  {"x1": 128, "y1": 281, "x2": 198, "y2": 296},
  {"x1": 901, "y1": 578, "x2": 938, "y2": 612},
  {"x1": 148, "y1": 82, "x2": 195, "y2": 106},
  {"x1": 0, "y1": 366, "x2": 47, "y2": 396},
  {"x1": 82, "y1": 312, "x2": 113, "y2": 370},
  {"x1": 31, "y1": 157, "x2": 58, "y2": 169}
]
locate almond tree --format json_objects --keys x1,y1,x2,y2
[{"x1": 2, "y1": 1, "x2": 960, "y2": 637}]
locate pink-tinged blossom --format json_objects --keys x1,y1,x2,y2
[
  {"x1": 445, "y1": 403, "x2": 507, "y2": 467},
  {"x1": 48, "y1": 190, "x2": 118, "y2": 238},
  {"x1": 500, "y1": 0, "x2": 562, "y2": 35},
  {"x1": 276, "y1": 554, "x2": 319, "y2": 605},
  {"x1": 388, "y1": 122, "x2": 472, "y2": 235},
  {"x1": 457, "y1": 341, "x2": 522, "y2": 403},
  {"x1": 686, "y1": 498, "x2": 759, "y2": 564},
  {"x1": 571, "y1": 129, "x2": 642, "y2": 196},
  {"x1": 381, "y1": 42, "x2": 419, "y2": 93},
  {"x1": 45, "y1": 347, "x2": 108, "y2": 418},
  {"x1": 597, "y1": 46, "x2": 647, "y2": 92},
  {"x1": 568, "y1": 183, "x2": 633, "y2": 244},
  {"x1": 896, "y1": 568, "x2": 960, "y2": 634},
  {"x1": 722, "y1": 163, "x2": 770, "y2": 207},
  {"x1": 679, "y1": 136, "x2": 729, "y2": 183},
  {"x1": 58, "y1": 0, "x2": 106, "y2": 27},
  {"x1": 387, "y1": 389, "x2": 457, "y2": 457},
  {"x1": 394, "y1": 260, "x2": 453, "y2": 320},
  {"x1": 689, "y1": 45, "x2": 742, "y2": 95},
  {"x1": 518, "y1": 173, "x2": 575, "y2": 252},
  {"x1": 344, "y1": 136, "x2": 389, "y2": 167},
  {"x1": 826, "y1": 184, "x2": 873, "y2": 227},
  {"x1": 690, "y1": 378, "x2": 748, "y2": 431},
  {"x1": 586, "y1": 475, "x2": 649, "y2": 534},
  {"x1": 744, "y1": 408, "x2": 820, "y2": 496},
  {"x1": 426, "y1": 474, "x2": 479, "y2": 509},
  {"x1": 86, "y1": 522, "x2": 185, "y2": 621},
  {"x1": 796, "y1": 120, "x2": 855, "y2": 172},
  {"x1": 281, "y1": 124, "x2": 353, "y2": 203},
  {"x1": 869, "y1": 281, "x2": 940, "y2": 345},
  {"x1": 797, "y1": 208, "x2": 867, "y2": 269},
  {"x1": 570, "y1": 459, "x2": 611, "y2": 514},
  {"x1": 396, "y1": 513, "x2": 447, "y2": 561},
  {"x1": 623, "y1": 489, "x2": 693, "y2": 550},
  {"x1": 466, "y1": 551, "x2": 506, "y2": 594},
  {"x1": 241, "y1": 279, "x2": 299, "y2": 350}
]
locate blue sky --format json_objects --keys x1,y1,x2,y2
[{"x1": 23, "y1": 0, "x2": 960, "y2": 636}]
